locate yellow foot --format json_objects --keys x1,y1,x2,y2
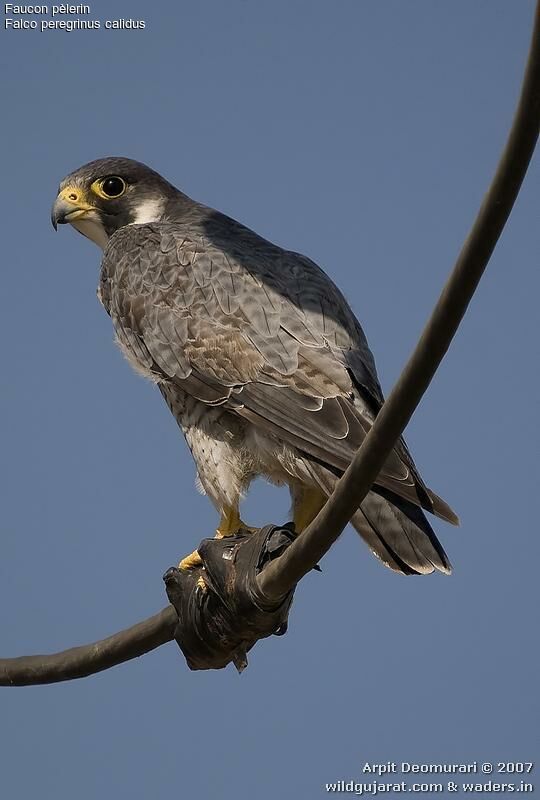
[
  {"x1": 177, "y1": 550, "x2": 207, "y2": 591},
  {"x1": 215, "y1": 506, "x2": 256, "y2": 539},
  {"x1": 215, "y1": 522, "x2": 257, "y2": 538},
  {"x1": 178, "y1": 549, "x2": 203, "y2": 571}
]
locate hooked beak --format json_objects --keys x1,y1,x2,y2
[
  {"x1": 51, "y1": 197, "x2": 81, "y2": 230},
  {"x1": 51, "y1": 188, "x2": 96, "y2": 230}
]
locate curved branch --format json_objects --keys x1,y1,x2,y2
[
  {"x1": 0, "y1": 606, "x2": 177, "y2": 686},
  {"x1": 257, "y1": 1, "x2": 540, "y2": 602},
  {"x1": 1, "y1": 3, "x2": 538, "y2": 684}
]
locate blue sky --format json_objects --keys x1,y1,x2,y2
[{"x1": 1, "y1": 2, "x2": 538, "y2": 798}]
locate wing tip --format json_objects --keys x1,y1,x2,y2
[
  {"x1": 436, "y1": 558, "x2": 453, "y2": 576},
  {"x1": 429, "y1": 491, "x2": 460, "y2": 527}
]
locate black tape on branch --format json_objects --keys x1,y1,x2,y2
[{"x1": 163, "y1": 524, "x2": 297, "y2": 672}]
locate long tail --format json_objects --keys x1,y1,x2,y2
[{"x1": 305, "y1": 463, "x2": 452, "y2": 575}]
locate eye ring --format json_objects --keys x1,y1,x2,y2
[{"x1": 92, "y1": 176, "x2": 127, "y2": 199}]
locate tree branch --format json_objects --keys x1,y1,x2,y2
[
  {"x1": 0, "y1": 607, "x2": 177, "y2": 686},
  {"x1": 1, "y1": 2, "x2": 538, "y2": 685}
]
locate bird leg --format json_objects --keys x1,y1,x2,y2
[
  {"x1": 179, "y1": 489, "x2": 322, "y2": 575},
  {"x1": 215, "y1": 505, "x2": 256, "y2": 538},
  {"x1": 292, "y1": 486, "x2": 327, "y2": 533}
]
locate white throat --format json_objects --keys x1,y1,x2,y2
[{"x1": 71, "y1": 215, "x2": 109, "y2": 251}]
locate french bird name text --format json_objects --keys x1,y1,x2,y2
[{"x1": 4, "y1": 4, "x2": 90, "y2": 13}]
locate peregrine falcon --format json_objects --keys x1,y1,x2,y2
[{"x1": 52, "y1": 157, "x2": 458, "y2": 575}]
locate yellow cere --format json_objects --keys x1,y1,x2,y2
[{"x1": 58, "y1": 186, "x2": 95, "y2": 211}]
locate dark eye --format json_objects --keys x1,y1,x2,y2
[{"x1": 100, "y1": 176, "x2": 126, "y2": 198}]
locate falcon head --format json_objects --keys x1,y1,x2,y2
[{"x1": 51, "y1": 157, "x2": 181, "y2": 249}]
